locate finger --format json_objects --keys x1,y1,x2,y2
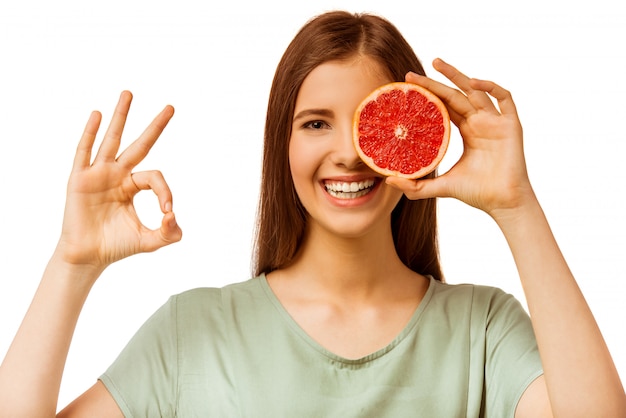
[
  {"x1": 431, "y1": 58, "x2": 473, "y2": 91},
  {"x1": 386, "y1": 175, "x2": 451, "y2": 201},
  {"x1": 72, "y1": 111, "x2": 102, "y2": 171},
  {"x1": 405, "y1": 72, "x2": 466, "y2": 127},
  {"x1": 94, "y1": 91, "x2": 133, "y2": 163},
  {"x1": 469, "y1": 78, "x2": 519, "y2": 117},
  {"x1": 117, "y1": 105, "x2": 175, "y2": 169},
  {"x1": 140, "y1": 211, "x2": 183, "y2": 253},
  {"x1": 405, "y1": 70, "x2": 475, "y2": 119},
  {"x1": 130, "y1": 170, "x2": 173, "y2": 213},
  {"x1": 432, "y1": 59, "x2": 498, "y2": 113}
]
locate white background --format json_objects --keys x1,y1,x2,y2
[{"x1": 1, "y1": 0, "x2": 624, "y2": 409}]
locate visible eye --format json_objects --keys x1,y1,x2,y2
[{"x1": 303, "y1": 120, "x2": 330, "y2": 130}]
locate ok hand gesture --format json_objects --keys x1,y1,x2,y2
[{"x1": 56, "y1": 91, "x2": 182, "y2": 272}]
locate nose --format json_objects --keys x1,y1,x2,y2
[{"x1": 331, "y1": 124, "x2": 364, "y2": 170}]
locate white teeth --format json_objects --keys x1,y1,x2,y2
[{"x1": 325, "y1": 179, "x2": 375, "y2": 198}]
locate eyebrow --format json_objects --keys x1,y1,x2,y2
[{"x1": 292, "y1": 108, "x2": 335, "y2": 122}]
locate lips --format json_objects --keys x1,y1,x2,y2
[{"x1": 323, "y1": 178, "x2": 377, "y2": 199}]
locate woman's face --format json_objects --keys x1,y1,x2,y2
[{"x1": 289, "y1": 57, "x2": 404, "y2": 239}]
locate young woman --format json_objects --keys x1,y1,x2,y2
[{"x1": 0, "y1": 11, "x2": 624, "y2": 418}]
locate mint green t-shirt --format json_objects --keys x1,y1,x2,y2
[{"x1": 100, "y1": 275, "x2": 543, "y2": 417}]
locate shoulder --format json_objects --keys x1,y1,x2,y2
[
  {"x1": 426, "y1": 279, "x2": 530, "y2": 330},
  {"x1": 172, "y1": 276, "x2": 262, "y2": 308},
  {"x1": 166, "y1": 276, "x2": 268, "y2": 330},
  {"x1": 161, "y1": 277, "x2": 269, "y2": 360},
  {"x1": 429, "y1": 279, "x2": 518, "y2": 309}
]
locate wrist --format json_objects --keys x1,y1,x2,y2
[
  {"x1": 47, "y1": 245, "x2": 106, "y2": 289},
  {"x1": 488, "y1": 190, "x2": 547, "y2": 239},
  {"x1": 486, "y1": 183, "x2": 540, "y2": 223}
]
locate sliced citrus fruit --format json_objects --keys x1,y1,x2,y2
[{"x1": 353, "y1": 82, "x2": 450, "y2": 179}]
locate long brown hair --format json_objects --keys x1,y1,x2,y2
[{"x1": 253, "y1": 11, "x2": 443, "y2": 281}]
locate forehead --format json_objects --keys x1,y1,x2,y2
[{"x1": 295, "y1": 57, "x2": 391, "y2": 110}]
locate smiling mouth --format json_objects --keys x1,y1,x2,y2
[{"x1": 324, "y1": 179, "x2": 377, "y2": 199}]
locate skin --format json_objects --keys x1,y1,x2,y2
[
  {"x1": 272, "y1": 57, "x2": 429, "y2": 360},
  {"x1": 0, "y1": 93, "x2": 180, "y2": 417},
  {"x1": 0, "y1": 58, "x2": 624, "y2": 417},
  {"x1": 390, "y1": 59, "x2": 626, "y2": 416}
]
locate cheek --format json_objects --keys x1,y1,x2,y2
[
  {"x1": 388, "y1": 187, "x2": 405, "y2": 211},
  {"x1": 288, "y1": 135, "x2": 324, "y2": 185},
  {"x1": 288, "y1": 136, "x2": 316, "y2": 197}
]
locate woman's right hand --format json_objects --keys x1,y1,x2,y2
[{"x1": 56, "y1": 91, "x2": 182, "y2": 273}]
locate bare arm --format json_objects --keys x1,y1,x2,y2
[
  {"x1": 57, "y1": 382, "x2": 122, "y2": 418},
  {"x1": 497, "y1": 192, "x2": 624, "y2": 417},
  {"x1": 388, "y1": 59, "x2": 626, "y2": 417},
  {"x1": 0, "y1": 92, "x2": 182, "y2": 417}
]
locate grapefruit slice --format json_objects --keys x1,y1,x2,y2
[{"x1": 353, "y1": 82, "x2": 450, "y2": 179}]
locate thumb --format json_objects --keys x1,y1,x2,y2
[
  {"x1": 386, "y1": 176, "x2": 451, "y2": 200},
  {"x1": 141, "y1": 211, "x2": 183, "y2": 253}
]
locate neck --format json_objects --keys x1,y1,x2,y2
[{"x1": 280, "y1": 220, "x2": 415, "y2": 300}]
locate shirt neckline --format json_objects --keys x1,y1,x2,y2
[{"x1": 257, "y1": 272, "x2": 437, "y2": 365}]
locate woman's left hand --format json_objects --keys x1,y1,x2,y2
[
  {"x1": 386, "y1": 58, "x2": 536, "y2": 218},
  {"x1": 388, "y1": 61, "x2": 626, "y2": 418}
]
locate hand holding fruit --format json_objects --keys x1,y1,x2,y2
[
  {"x1": 55, "y1": 91, "x2": 182, "y2": 273},
  {"x1": 386, "y1": 59, "x2": 536, "y2": 218}
]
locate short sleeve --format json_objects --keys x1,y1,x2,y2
[
  {"x1": 99, "y1": 296, "x2": 179, "y2": 418},
  {"x1": 482, "y1": 288, "x2": 543, "y2": 417}
]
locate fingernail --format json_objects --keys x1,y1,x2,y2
[
  {"x1": 168, "y1": 213, "x2": 177, "y2": 228},
  {"x1": 164, "y1": 201, "x2": 172, "y2": 212}
]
